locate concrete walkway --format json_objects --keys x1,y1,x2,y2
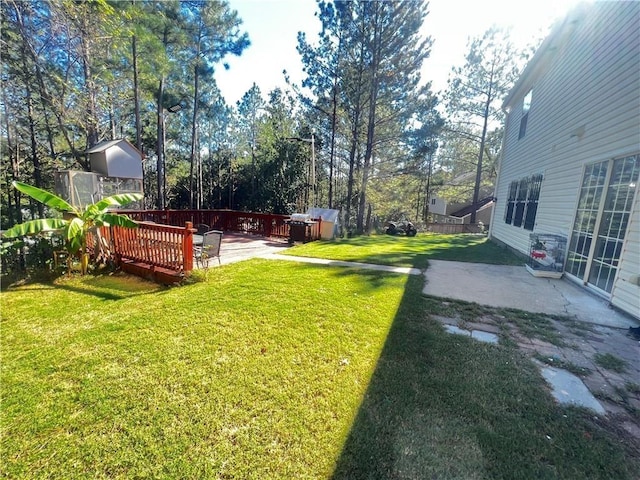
[{"x1": 264, "y1": 253, "x2": 422, "y2": 276}]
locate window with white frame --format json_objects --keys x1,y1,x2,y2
[{"x1": 518, "y1": 89, "x2": 532, "y2": 140}]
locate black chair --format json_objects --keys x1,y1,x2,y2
[
  {"x1": 194, "y1": 230, "x2": 222, "y2": 268},
  {"x1": 196, "y1": 224, "x2": 210, "y2": 235}
]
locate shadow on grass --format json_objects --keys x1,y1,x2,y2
[
  {"x1": 330, "y1": 275, "x2": 640, "y2": 479},
  {"x1": 1, "y1": 271, "x2": 163, "y2": 301},
  {"x1": 52, "y1": 283, "x2": 135, "y2": 301}
]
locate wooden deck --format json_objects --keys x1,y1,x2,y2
[
  {"x1": 96, "y1": 210, "x2": 322, "y2": 284},
  {"x1": 197, "y1": 233, "x2": 290, "y2": 267}
]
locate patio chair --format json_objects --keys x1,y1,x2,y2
[
  {"x1": 196, "y1": 224, "x2": 210, "y2": 235},
  {"x1": 194, "y1": 230, "x2": 222, "y2": 268}
]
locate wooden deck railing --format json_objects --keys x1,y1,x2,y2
[
  {"x1": 98, "y1": 210, "x2": 323, "y2": 284},
  {"x1": 118, "y1": 209, "x2": 294, "y2": 239},
  {"x1": 99, "y1": 221, "x2": 195, "y2": 283}
]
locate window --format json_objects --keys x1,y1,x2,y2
[
  {"x1": 524, "y1": 174, "x2": 543, "y2": 230},
  {"x1": 513, "y1": 178, "x2": 529, "y2": 226},
  {"x1": 505, "y1": 181, "x2": 518, "y2": 224},
  {"x1": 431, "y1": 198, "x2": 436, "y2": 205},
  {"x1": 505, "y1": 173, "x2": 543, "y2": 231},
  {"x1": 518, "y1": 89, "x2": 532, "y2": 140}
]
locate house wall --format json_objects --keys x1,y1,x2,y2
[
  {"x1": 489, "y1": 2, "x2": 639, "y2": 318},
  {"x1": 428, "y1": 196, "x2": 447, "y2": 215}
]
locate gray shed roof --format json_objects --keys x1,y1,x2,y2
[{"x1": 87, "y1": 138, "x2": 143, "y2": 179}]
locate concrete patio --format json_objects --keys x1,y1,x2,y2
[
  {"x1": 214, "y1": 232, "x2": 291, "y2": 265},
  {"x1": 422, "y1": 259, "x2": 639, "y2": 330}
]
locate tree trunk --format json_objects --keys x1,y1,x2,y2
[
  {"x1": 328, "y1": 81, "x2": 338, "y2": 209},
  {"x1": 345, "y1": 126, "x2": 358, "y2": 232},
  {"x1": 132, "y1": 35, "x2": 142, "y2": 152},
  {"x1": 189, "y1": 49, "x2": 201, "y2": 209},
  {"x1": 344, "y1": 16, "x2": 367, "y2": 233},
  {"x1": 80, "y1": 31, "x2": 99, "y2": 149},
  {"x1": 25, "y1": 79, "x2": 44, "y2": 217},
  {"x1": 357, "y1": 4, "x2": 382, "y2": 234},
  {"x1": 2, "y1": 87, "x2": 21, "y2": 224},
  {"x1": 156, "y1": 76, "x2": 166, "y2": 210},
  {"x1": 471, "y1": 64, "x2": 495, "y2": 224}
]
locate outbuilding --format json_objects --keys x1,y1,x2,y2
[
  {"x1": 54, "y1": 138, "x2": 144, "y2": 208},
  {"x1": 307, "y1": 208, "x2": 341, "y2": 240}
]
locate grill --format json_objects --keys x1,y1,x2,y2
[
  {"x1": 287, "y1": 213, "x2": 314, "y2": 244},
  {"x1": 290, "y1": 213, "x2": 311, "y2": 222}
]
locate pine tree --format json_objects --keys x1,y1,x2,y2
[
  {"x1": 444, "y1": 27, "x2": 526, "y2": 223},
  {"x1": 183, "y1": 0, "x2": 249, "y2": 209},
  {"x1": 298, "y1": 1, "x2": 436, "y2": 232}
]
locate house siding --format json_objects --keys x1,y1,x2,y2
[{"x1": 490, "y1": 2, "x2": 640, "y2": 318}]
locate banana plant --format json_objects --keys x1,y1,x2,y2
[{"x1": 3, "y1": 181, "x2": 143, "y2": 274}]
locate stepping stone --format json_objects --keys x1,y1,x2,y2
[
  {"x1": 444, "y1": 325, "x2": 470, "y2": 337},
  {"x1": 443, "y1": 325, "x2": 499, "y2": 345},
  {"x1": 471, "y1": 330, "x2": 499, "y2": 344},
  {"x1": 541, "y1": 366, "x2": 605, "y2": 414}
]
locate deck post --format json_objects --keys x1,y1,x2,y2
[
  {"x1": 265, "y1": 214, "x2": 272, "y2": 238},
  {"x1": 183, "y1": 221, "x2": 194, "y2": 273}
]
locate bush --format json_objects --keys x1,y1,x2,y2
[{"x1": 1, "y1": 234, "x2": 61, "y2": 274}]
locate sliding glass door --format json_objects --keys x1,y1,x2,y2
[{"x1": 566, "y1": 154, "x2": 639, "y2": 295}]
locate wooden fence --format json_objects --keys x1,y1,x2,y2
[{"x1": 425, "y1": 223, "x2": 485, "y2": 234}]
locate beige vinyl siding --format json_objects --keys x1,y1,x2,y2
[
  {"x1": 491, "y1": 1, "x2": 640, "y2": 259},
  {"x1": 611, "y1": 193, "x2": 640, "y2": 319}
]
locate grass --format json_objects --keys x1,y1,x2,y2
[
  {"x1": 626, "y1": 382, "x2": 640, "y2": 394},
  {"x1": 421, "y1": 296, "x2": 568, "y2": 346},
  {"x1": 285, "y1": 233, "x2": 524, "y2": 268},
  {"x1": 2, "y1": 235, "x2": 638, "y2": 479},
  {"x1": 499, "y1": 309, "x2": 567, "y2": 346},
  {"x1": 2, "y1": 263, "x2": 408, "y2": 479},
  {"x1": 593, "y1": 353, "x2": 627, "y2": 373},
  {"x1": 335, "y1": 279, "x2": 638, "y2": 479}
]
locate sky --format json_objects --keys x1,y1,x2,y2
[{"x1": 214, "y1": 0, "x2": 586, "y2": 106}]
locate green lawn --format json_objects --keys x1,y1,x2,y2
[
  {"x1": 284, "y1": 233, "x2": 524, "y2": 268},
  {"x1": 1, "y1": 248, "x2": 638, "y2": 478}
]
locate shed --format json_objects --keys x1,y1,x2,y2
[
  {"x1": 307, "y1": 208, "x2": 340, "y2": 240},
  {"x1": 87, "y1": 139, "x2": 143, "y2": 179}
]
